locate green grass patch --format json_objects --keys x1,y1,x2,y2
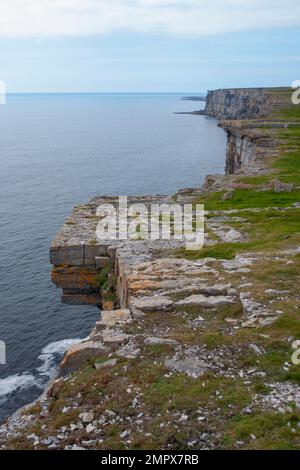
[
  {"x1": 95, "y1": 261, "x2": 117, "y2": 304},
  {"x1": 276, "y1": 103, "x2": 300, "y2": 121},
  {"x1": 143, "y1": 372, "x2": 220, "y2": 413},
  {"x1": 239, "y1": 175, "x2": 271, "y2": 186},
  {"x1": 176, "y1": 208, "x2": 300, "y2": 260},
  {"x1": 197, "y1": 188, "x2": 300, "y2": 211},
  {"x1": 177, "y1": 242, "x2": 242, "y2": 260},
  {"x1": 223, "y1": 411, "x2": 300, "y2": 449}
]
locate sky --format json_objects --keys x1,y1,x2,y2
[{"x1": 0, "y1": 0, "x2": 299, "y2": 92}]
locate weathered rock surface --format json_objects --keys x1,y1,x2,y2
[
  {"x1": 202, "y1": 87, "x2": 289, "y2": 120},
  {"x1": 164, "y1": 357, "x2": 210, "y2": 378},
  {"x1": 60, "y1": 340, "x2": 108, "y2": 374}
]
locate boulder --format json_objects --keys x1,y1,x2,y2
[
  {"x1": 131, "y1": 296, "x2": 173, "y2": 312},
  {"x1": 60, "y1": 340, "x2": 108, "y2": 374},
  {"x1": 165, "y1": 357, "x2": 209, "y2": 378}
]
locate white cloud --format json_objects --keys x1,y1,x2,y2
[{"x1": 0, "y1": 0, "x2": 299, "y2": 37}]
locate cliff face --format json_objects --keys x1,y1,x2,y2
[
  {"x1": 219, "y1": 121, "x2": 282, "y2": 175},
  {"x1": 201, "y1": 87, "x2": 290, "y2": 175},
  {"x1": 203, "y1": 87, "x2": 289, "y2": 120}
]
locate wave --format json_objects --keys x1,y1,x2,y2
[
  {"x1": 36, "y1": 338, "x2": 81, "y2": 377},
  {"x1": 0, "y1": 338, "x2": 82, "y2": 401},
  {"x1": 0, "y1": 373, "x2": 40, "y2": 398}
]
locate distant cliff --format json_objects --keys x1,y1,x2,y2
[
  {"x1": 203, "y1": 87, "x2": 289, "y2": 120},
  {"x1": 200, "y1": 87, "x2": 291, "y2": 175}
]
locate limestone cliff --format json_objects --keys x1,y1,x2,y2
[
  {"x1": 220, "y1": 121, "x2": 282, "y2": 175},
  {"x1": 202, "y1": 87, "x2": 289, "y2": 120},
  {"x1": 200, "y1": 88, "x2": 290, "y2": 175}
]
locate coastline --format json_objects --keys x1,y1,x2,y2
[
  {"x1": 1, "y1": 86, "x2": 300, "y2": 450},
  {"x1": 0, "y1": 92, "x2": 221, "y2": 424}
]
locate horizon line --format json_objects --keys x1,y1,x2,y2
[{"x1": 6, "y1": 91, "x2": 206, "y2": 95}]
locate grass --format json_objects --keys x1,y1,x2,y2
[
  {"x1": 95, "y1": 263, "x2": 111, "y2": 289},
  {"x1": 196, "y1": 188, "x2": 300, "y2": 211},
  {"x1": 143, "y1": 372, "x2": 221, "y2": 413},
  {"x1": 223, "y1": 411, "x2": 300, "y2": 450},
  {"x1": 239, "y1": 175, "x2": 271, "y2": 186},
  {"x1": 177, "y1": 242, "x2": 242, "y2": 260},
  {"x1": 275, "y1": 103, "x2": 300, "y2": 121},
  {"x1": 95, "y1": 261, "x2": 117, "y2": 304},
  {"x1": 193, "y1": 116, "x2": 300, "y2": 214},
  {"x1": 176, "y1": 207, "x2": 300, "y2": 260},
  {"x1": 258, "y1": 344, "x2": 291, "y2": 380}
]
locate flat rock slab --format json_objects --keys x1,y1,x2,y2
[
  {"x1": 94, "y1": 358, "x2": 118, "y2": 370},
  {"x1": 175, "y1": 294, "x2": 236, "y2": 307},
  {"x1": 116, "y1": 343, "x2": 141, "y2": 359},
  {"x1": 101, "y1": 329, "x2": 130, "y2": 345},
  {"x1": 131, "y1": 296, "x2": 174, "y2": 312},
  {"x1": 79, "y1": 412, "x2": 94, "y2": 424},
  {"x1": 101, "y1": 309, "x2": 132, "y2": 327},
  {"x1": 222, "y1": 257, "x2": 253, "y2": 272},
  {"x1": 144, "y1": 337, "x2": 179, "y2": 346},
  {"x1": 165, "y1": 357, "x2": 210, "y2": 378}
]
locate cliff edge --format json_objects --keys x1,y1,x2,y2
[
  {"x1": 1, "y1": 87, "x2": 300, "y2": 451},
  {"x1": 202, "y1": 87, "x2": 290, "y2": 120}
]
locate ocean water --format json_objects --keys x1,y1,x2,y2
[{"x1": 0, "y1": 93, "x2": 226, "y2": 422}]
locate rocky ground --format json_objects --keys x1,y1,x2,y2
[{"x1": 1, "y1": 88, "x2": 300, "y2": 450}]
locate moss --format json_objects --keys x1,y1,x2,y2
[{"x1": 95, "y1": 261, "x2": 117, "y2": 305}]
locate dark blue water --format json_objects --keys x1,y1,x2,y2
[{"x1": 0, "y1": 93, "x2": 226, "y2": 421}]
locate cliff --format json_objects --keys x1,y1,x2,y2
[
  {"x1": 202, "y1": 87, "x2": 290, "y2": 120},
  {"x1": 199, "y1": 87, "x2": 291, "y2": 175},
  {"x1": 1, "y1": 86, "x2": 300, "y2": 451},
  {"x1": 220, "y1": 121, "x2": 282, "y2": 175}
]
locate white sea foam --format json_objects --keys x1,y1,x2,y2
[
  {"x1": 0, "y1": 338, "x2": 82, "y2": 400},
  {"x1": 40, "y1": 338, "x2": 82, "y2": 356},
  {"x1": 36, "y1": 338, "x2": 82, "y2": 377},
  {"x1": 0, "y1": 373, "x2": 40, "y2": 398}
]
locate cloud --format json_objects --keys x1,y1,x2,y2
[{"x1": 0, "y1": 0, "x2": 300, "y2": 37}]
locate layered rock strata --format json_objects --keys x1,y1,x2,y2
[{"x1": 202, "y1": 87, "x2": 290, "y2": 120}]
